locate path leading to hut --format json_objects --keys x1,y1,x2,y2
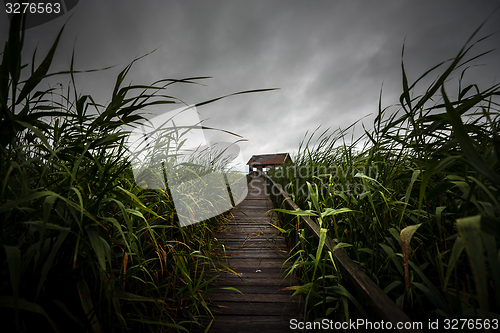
[{"x1": 206, "y1": 175, "x2": 302, "y2": 332}]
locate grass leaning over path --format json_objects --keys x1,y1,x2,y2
[
  {"x1": 269, "y1": 23, "x2": 500, "y2": 328},
  {"x1": 0, "y1": 14, "x2": 271, "y2": 332}
]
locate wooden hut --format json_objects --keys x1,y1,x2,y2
[{"x1": 246, "y1": 153, "x2": 292, "y2": 175}]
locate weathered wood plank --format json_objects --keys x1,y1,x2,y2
[
  {"x1": 219, "y1": 253, "x2": 287, "y2": 259},
  {"x1": 211, "y1": 301, "x2": 299, "y2": 316},
  {"x1": 208, "y1": 292, "x2": 299, "y2": 303},
  {"x1": 210, "y1": 285, "x2": 296, "y2": 295},
  {"x1": 205, "y1": 315, "x2": 298, "y2": 333},
  {"x1": 219, "y1": 258, "x2": 294, "y2": 268},
  {"x1": 215, "y1": 277, "x2": 295, "y2": 287}
]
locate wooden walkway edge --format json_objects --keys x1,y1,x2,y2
[{"x1": 206, "y1": 176, "x2": 302, "y2": 332}]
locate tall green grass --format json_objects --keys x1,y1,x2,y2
[
  {"x1": 270, "y1": 23, "x2": 500, "y2": 327},
  {"x1": 0, "y1": 14, "x2": 259, "y2": 332}
]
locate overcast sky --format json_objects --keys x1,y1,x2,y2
[{"x1": 2, "y1": 0, "x2": 500, "y2": 165}]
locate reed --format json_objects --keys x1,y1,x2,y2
[
  {"x1": 270, "y1": 22, "x2": 500, "y2": 327},
  {"x1": 0, "y1": 14, "x2": 264, "y2": 332}
]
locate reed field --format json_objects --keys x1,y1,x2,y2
[
  {"x1": 2, "y1": 10, "x2": 500, "y2": 333},
  {"x1": 269, "y1": 23, "x2": 500, "y2": 329},
  {"x1": 0, "y1": 15, "x2": 256, "y2": 332}
]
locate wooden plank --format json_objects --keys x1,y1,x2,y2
[
  {"x1": 210, "y1": 301, "x2": 299, "y2": 316},
  {"x1": 225, "y1": 223, "x2": 273, "y2": 229},
  {"x1": 216, "y1": 235, "x2": 281, "y2": 240},
  {"x1": 222, "y1": 224, "x2": 279, "y2": 228},
  {"x1": 210, "y1": 285, "x2": 297, "y2": 295},
  {"x1": 219, "y1": 253, "x2": 287, "y2": 260},
  {"x1": 215, "y1": 267, "x2": 292, "y2": 276},
  {"x1": 216, "y1": 235, "x2": 284, "y2": 240},
  {"x1": 217, "y1": 230, "x2": 279, "y2": 236},
  {"x1": 222, "y1": 247, "x2": 288, "y2": 254},
  {"x1": 215, "y1": 276, "x2": 295, "y2": 285},
  {"x1": 218, "y1": 245, "x2": 287, "y2": 250},
  {"x1": 214, "y1": 239, "x2": 282, "y2": 244},
  {"x1": 223, "y1": 222, "x2": 278, "y2": 228},
  {"x1": 218, "y1": 242, "x2": 282, "y2": 248},
  {"x1": 218, "y1": 233, "x2": 278, "y2": 237},
  {"x1": 219, "y1": 258, "x2": 295, "y2": 268},
  {"x1": 218, "y1": 246, "x2": 287, "y2": 252},
  {"x1": 205, "y1": 315, "x2": 298, "y2": 333},
  {"x1": 208, "y1": 292, "x2": 299, "y2": 303}
]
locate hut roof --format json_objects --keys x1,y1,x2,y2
[{"x1": 246, "y1": 153, "x2": 291, "y2": 166}]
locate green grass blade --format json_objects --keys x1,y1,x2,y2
[
  {"x1": 482, "y1": 232, "x2": 500, "y2": 310},
  {"x1": 36, "y1": 230, "x2": 69, "y2": 300},
  {"x1": 442, "y1": 87, "x2": 500, "y2": 186},
  {"x1": 2, "y1": 245, "x2": 21, "y2": 325},
  {"x1": 86, "y1": 227, "x2": 108, "y2": 272},
  {"x1": 16, "y1": 24, "x2": 65, "y2": 104},
  {"x1": 401, "y1": 223, "x2": 421, "y2": 299},
  {"x1": 456, "y1": 215, "x2": 488, "y2": 318},
  {"x1": 77, "y1": 280, "x2": 102, "y2": 333},
  {"x1": 443, "y1": 236, "x2": 465, "y2": 292}
]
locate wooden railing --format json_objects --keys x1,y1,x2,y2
[{"x1": 263, "y1": 174, "x2": 423, "y2": 333}]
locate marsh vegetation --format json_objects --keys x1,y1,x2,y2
[
  {"x1": 269, "y1": 23, "x2": 500, "y2": 329},
  {"x1": 0, "y1": 14, "x2": 255, "y2": 332}
]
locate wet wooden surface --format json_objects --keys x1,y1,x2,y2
[{"x1": 205, "y1": 176, "x2": 302, "y2": 333}]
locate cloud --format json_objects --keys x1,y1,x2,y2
[{"x1": 2, "y1": 0, "x2": 499, "y2": 164}]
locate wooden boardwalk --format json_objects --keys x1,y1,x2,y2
[{"x1": 206, "y1": 176, "x2": 302, "y2": 332}]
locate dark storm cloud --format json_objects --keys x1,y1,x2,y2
[{"x1": 2, "y1": 0, "x2": 499, "y2": 163}]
